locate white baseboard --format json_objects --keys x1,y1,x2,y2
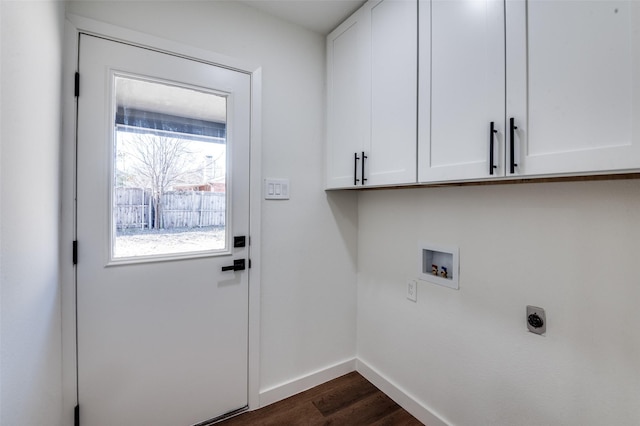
[
  {"x1": 259, "y1": 358, "x2": 357, "y2": 408},
  {"x1": 356, "y1": 358, "x2": 450, "y2": 426},
  {"x1": 257, "y1": 357, "x2": 449, "y2": 426}
]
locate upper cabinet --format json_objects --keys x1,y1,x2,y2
[
  {"x1": 326, "y1": 0, "x2": 418, "y2": 189},
  {"x1": 326, "y1": 8, "x2": 368, "y2": 189},
  {"x1": 506, "y1": 0, "x2": 640, "y2": 177},
  {"x1": 328, "y1": 0, "x2": 640, "y2": 189},
  {"x1": 419, "y1": 0, "x2": 504, "y2": 182},
  {"x1": 420, "y1": 0, "x2": 640, "y2": 183}
]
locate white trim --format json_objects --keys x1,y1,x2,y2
[
  {"x1": 356, "y1": 358, "x2": 450, "y2": 426},
  {"x1": 61, "y1": 19, "x2": 80, "y2": 426},
  {"x1": 67, "y1": 14, "x2": 259, "y2": 74},
  {"x1": 247, "y1": 67, "x2": 263, "y2": 410},
  {"x1": 259, "y1": 358, "x2": 357, "y2": 408},
  {"x1": 61, "y1": 15, "x2": 262, "y2": 422},
  {"x1": 0, "y1": 4, "x2": 3, "y2": 422}
]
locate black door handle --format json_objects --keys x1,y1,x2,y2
[
  {"x1": 489, "y1": 121, "x2": 498, "y2": 175},
  {"x1": 509, "y1": 117, "x2": 518, "y2": 174},
  {"x1": 222, "y1": 259, "x2": 245, "y2": 272},
  {"x1": 354, "y1": 152, "x2": 360, "y2": 186},
  {"x1": 361, "y1": 151, "x2": 367, "y2": 185}
]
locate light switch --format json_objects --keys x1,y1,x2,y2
[{"x1": 264, "y1": 178, "x2": 290, "y2": 200}]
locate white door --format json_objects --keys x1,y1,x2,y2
[
  {"x1": 76, "y1": 34, "x2": 251, "y2": 426},
  {"x1": 507, "y1": 0, "x2": 640, "y2": 176},
  {"x1": 420, "y1": 0, "x2": 505, "y2": 183}
]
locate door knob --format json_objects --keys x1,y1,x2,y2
[{"x1": 221, "y1": 259, "x2": 245, "y2": 272}]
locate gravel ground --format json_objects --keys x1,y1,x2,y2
[{"x1": 114, "y1": 226, "x2": 226, "y2": 257}]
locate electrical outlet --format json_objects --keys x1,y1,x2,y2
[
  {"x1": 406, "y1": 280, "x2": 417, "y2": 302},
  {"x1": 526, "y1": 305, "x2": 546, "y2": 335}
]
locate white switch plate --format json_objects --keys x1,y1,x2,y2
[
  {"x1": 406, "y1": 280, "x2": 417, "y2": 302},
  {"x1": 264, "y1": 178, "x2": 290, "y2": 200}
]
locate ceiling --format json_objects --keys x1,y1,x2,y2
[
  {"x1": 111, "y1": 1, "x2": 369, "y2": 128},
  {"x1": 238, "y1": 0, "x2": 366, "y2": 34}
]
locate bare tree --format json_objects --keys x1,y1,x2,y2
[{"x1": 118, "y1": 133, "x2": 205, "y2": 229}]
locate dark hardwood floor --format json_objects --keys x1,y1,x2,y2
[{"x1": 217, "y1": 372, "x2": 424, "y2": 425}]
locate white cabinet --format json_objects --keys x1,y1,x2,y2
[
  {"x1": 419, "y1": 0, "x2": 640, "y2": 183},
  {"x1": 419, "y1": 0, "x2": 504, "y2": 182},
  {"x1": 507, "y1": 0, "x2": 640, "y2": 176},
  {"x1": 368, "y1": 0, "x2": 417, "y2": 186},
  {"x1": 326, "y1": 8, "x2": 368, "y2": 189},
  {"x1": 326, "y1": 0, "x2": 417, "y2": 189}
]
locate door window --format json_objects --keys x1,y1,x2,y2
[{"x1": 112, "y1": 75, "x2": 229, "y2": 259}]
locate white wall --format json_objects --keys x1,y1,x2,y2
[
  {"x1": 65, "y1": 0, "x2": 358, "y2": 401},
  {"x1": 5, "y1": 2, "x2": 637, "y2": 425},
  {"x1": 0, "y1": 2, "x2": 3, "y2": 417},
  {"x1": 0, "y1": 1, "x2": 65, "y2": 425},
  {"x1": 357, "y1": 180, "x2": 640, "y2": 426}
]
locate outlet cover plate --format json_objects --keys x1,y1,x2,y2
[
  {"x1": 407, "y1": 280, "x2": 417, "y2": 302},
  {"x1": 526, "y1": 305, "x2": 546, "y2": 335}
]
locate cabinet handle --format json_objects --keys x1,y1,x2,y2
[
  {"x1": 509, "y1": 117, "x2": 518, "y2": 174},
  {"x1": 489, "y1": 122, "x2": 498, "y2": 175},
  {"x1": 354, "y1": 152, "x2": 360, "y2": 186},
  {"x1": 361, "y1": 151, "x2": 368, "y2": 185}
]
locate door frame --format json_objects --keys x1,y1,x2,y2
[{"x1": 61, "y1": 14, "x2": 262, "y2": 425}]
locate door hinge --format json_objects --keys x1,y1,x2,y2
[
  {"x1": 74, "y1": 72, "x2": 80, "y2": 97},
  {"x1": 249, "y1": 259, "x2": 252, "y2": 269},
  {"x1": 74, "y1": 404, "x2": 80, "y2": 426},
  {"x1": 73, "y1": 240, "x2": 78, "y2": 265}
]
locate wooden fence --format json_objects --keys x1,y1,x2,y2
[
  {"x1": 162, "y1": 191, "x2": 226, "y2": 228},
  {"x1": 114, "y1": 188, "x2": 225, "y2": 230},
  {"x1": 114, "y1": 188, "x2": 149, "y2": 229}
]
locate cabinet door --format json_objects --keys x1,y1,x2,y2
[
  {"x1": 507, "y1": 0, "x2": 640, "y2": 176},
  {"x1": 326, "y1": 9, "x2": 368, "y2": 189},
  {"x1": 419, "y1": 0, "x2": 505, "y2": 183},
  {"x1": 366, "y1": 0, "x2": 417, "y2": 186}
]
